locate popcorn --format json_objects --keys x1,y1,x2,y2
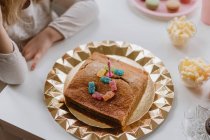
[
  {"x1": 88, "y1": 82, "x2": 95, "y2": 94},
  {"x1": 167, "y1": 16, "x2": 196, "y2": 47},
  {"x1": 114, "y1": 69, "x2": 124, "y2": 76},
  {"x1": 103, "y1": 91, "x2": 115, "y2": 101},
  {"x1": 97, "y1": 69, "x2": 107, "y2": 77},
  {"x1": 109, "y1": 80, "x2": 117, "y2": 91},
  {"x1": 179, "y1": 58, "x2": 210, "y2": 88},
  {"x1": 100, "y1": 76, "x2": 111, "y2": 84}
]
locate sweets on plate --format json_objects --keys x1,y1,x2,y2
[
  {"x1": 64, "y1": 52, "x2": 148, "y2": 127},
  {"x1": 167, "y1": 16, "x2": 196, "y2": 47},
  {"x1": 180, "y1": 0, "x2": 191, "y2": 4},
  {"x1": 179, "y1": 58, "x2": 210, "y2": 88},
  {"x1": 145, "y1": 0, "x2": 159, "y2": 10},
  {"x1": 166, "y1": 0, "x2": 181, "y2": 13}
]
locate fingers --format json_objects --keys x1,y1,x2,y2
[
  {"x1": 24, "y1": 52, "x2": 35, "y2": 61},
  {"x1": 22, "y1": 45, "x2": 30, "y2": 57},
  {"x1": 31, "y1": 52, "x2": 42, "y2": 71},
  {"x1": 22, "y1": 41, "x2": 37, "y2": 61}
]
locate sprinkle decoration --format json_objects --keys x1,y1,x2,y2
[
  {"x1": 88, "y1": 57, "x2": 124, "y2": 101},
  {"x1": 109, "y1": 80, "x2": 117, "y2": 91},
  {"x1": 114, "y1": 69, "x2": 124, "y2": 76},
  {"x1": 97, "y1": 69, "x2": 107, "y2": 77},
  {"x1": 100, "y1": 76, "x2": 111, "y2": 84},
  {"x1": 104, "y1": 65, "x2": 115, "y2": 72},
  {"x1": 92, "y1": 92, "x2": 103, "y2": 101},
  {"x1": 103, "y1": 91, "x2": 115, "y2": 101},
  {"x1": 88, "y1": 82, "x2": 95, "y2": 94}
]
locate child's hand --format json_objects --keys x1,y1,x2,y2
[
  {"x1": 22, "y1": 27, "x2": 63, "y2": 71},
  {"x1": 22, "y1": 33, "x2": 52, "y2": 71}
]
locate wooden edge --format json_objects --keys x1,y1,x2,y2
[{"x1": 0, "y1": 119, "x2": 44, "y2": 140}]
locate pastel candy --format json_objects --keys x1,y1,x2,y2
[
  {"x1": 100, "y1": 76, "x2": 111, "y2": 84},
  {"x1": 106, "y1": 72, "x2": 114, "y2": 78},
  {"x1": 109, "y1": 80, "x2": 117, "y2": 91},
  {"x1": 88, "y1": 82, "x2": 95, "y2": 94},
  {"x1": 104, "y1": 65, "x2": 115, "y2": 72},
  {"x1": 103, "y1": 91, "x2": 115, "y2": 101},
  {"x1": 114, "y1": 69, "x2": 124, "y2": 76},
  {"x1": 146, "y1": 0, "x2": 159, "y2": 11},
  {"x1": 97, "y1": 69, "x2": 107, "y2": 77},
  {"x1": 92, "y1": 92, "x2": 103, "y2": 101}
]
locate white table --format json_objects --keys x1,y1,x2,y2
[{"x1": 0, "y1": 0, "x2": 210, "y2": 139}]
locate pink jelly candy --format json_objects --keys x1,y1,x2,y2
[
  {"x1": 109, "y1": 80, "x2": 117, "y2": 91},
  {"x1": 92, "y1": 92, "x2": 103, "y2": 101},
  {"x1": 106, "y1": 72, "x2": 114, "y2": 78}
]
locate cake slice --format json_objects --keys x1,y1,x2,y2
[{"x1": 64, "y1": 52, "x2": 148, "y2": 127}]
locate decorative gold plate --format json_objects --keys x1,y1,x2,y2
[{"x1": 44, "y1": 41, "x2": 174, "y2": 140}]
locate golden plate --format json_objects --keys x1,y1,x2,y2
[{"x1": 44, "y1": 41, "x2": 174, "y2": 140}]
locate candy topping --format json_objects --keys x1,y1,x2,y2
[
  {"x1": 103, "y1": 91, "x2": 115, "y2": 101},
  {"x1": 88, "y1": 82, "x2": 95, "y2": 94},
  {"x1": 109, "y1": 80, "x2": 117, "y2": 91},
  {"x1": 100, "y1": 76, "x2": 111, "y2": 84},
  {"x1": 104, "y1": 65, "x2": 115, "y2": 72},
  {"x1": 114, "y1": 69, "x2": 124, "y2": 76},
  {"x1": 97, "y1": 69, "x2": 107, "y2": 77},
  {"x1": 88, "y1": 57, "x2": 125, "y2": 101},
  {"x1": 92, "y1": 92, "x2": 103, "y2": 101}
]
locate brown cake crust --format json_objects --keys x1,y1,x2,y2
[{"x1": 64, "y1": 52, "x2": 148, "y2": 127}]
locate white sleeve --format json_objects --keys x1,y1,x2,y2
[
  {"x1": 49, "y1": 0, "x2": 99, "y2": 39},
  {"x1": 0, "y1": 42, "x2": 28, "y2": 85}
]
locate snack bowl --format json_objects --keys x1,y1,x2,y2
[
  {"x1": 180, "y1": 76, "x2": 206, "y2": 89},
  {"x1": 167, "y1": 16, "x2": 196, "y2": 48},
  {"x1": 178, "y1": 58, "x2": 210, "y2": 88},
  {"x1": 169, "y1": 34, "x2": 190, "y2": 48}
]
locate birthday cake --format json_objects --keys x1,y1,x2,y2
[{"x1": 64, "y1": 52, "x2": 148, "y2": 127}]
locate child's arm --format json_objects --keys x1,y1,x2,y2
[
  {"x1": 0, "y1": 7, "x2": 13, "y2": 54},
  {"x1": 22, "y1": 26, "x2": 63, "y2": 71},
  {"x1": 22, "y1": 0, "x2": 98, "y2": 70},
  {"x1": 49, "y1": 0, "x2": 99, "y2": 39},
  {"x1": 0, "y1": 8, "x2": 28, "y2": 84}
]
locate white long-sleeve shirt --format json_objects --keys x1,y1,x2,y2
[{"x1": 0, "y1": 0, "x2": 98, "y2": 84}]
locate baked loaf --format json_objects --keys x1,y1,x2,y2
[{"x1": 64, "y1": 52, "x2": 148, "y2": 127}]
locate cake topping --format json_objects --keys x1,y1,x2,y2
[
  {"x1": 103, "y1": 91, "x2": 115, "y2": 101},
  {"x1": 89, "y1": 57, "x2": 124, "y2": 101},
  {"x1": 114, "y1": 69, "x2": 124, "y2": 76},
  {"x1": 104, "y1": 65, "x2": 115, "y2": 72},
  {"x1": 109, "y1": 80, "x2": 117, "y2": 91},
  {"x1": 92, "y1": 92, "x2": 103, "y2": 101},
  {"x1": 97, "y1": 69, "x2": 107, "y2": 77},
  {"x1": 88, "y1": 82, "x2": 96, "y2": 94},
  {"x1": 100, "y1": 76, "x2": 111, "y2": 84},
  {"x1": 179, "y1": 58, "x2": 210, "y2": 88}
]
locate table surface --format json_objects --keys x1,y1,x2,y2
[{"x1": 0, "y1": 0, "x2": 210, "y2": 140}]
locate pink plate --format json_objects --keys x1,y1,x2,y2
[{"x1": 129, "y1": 0, "x2": 199, "y2": 19}]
